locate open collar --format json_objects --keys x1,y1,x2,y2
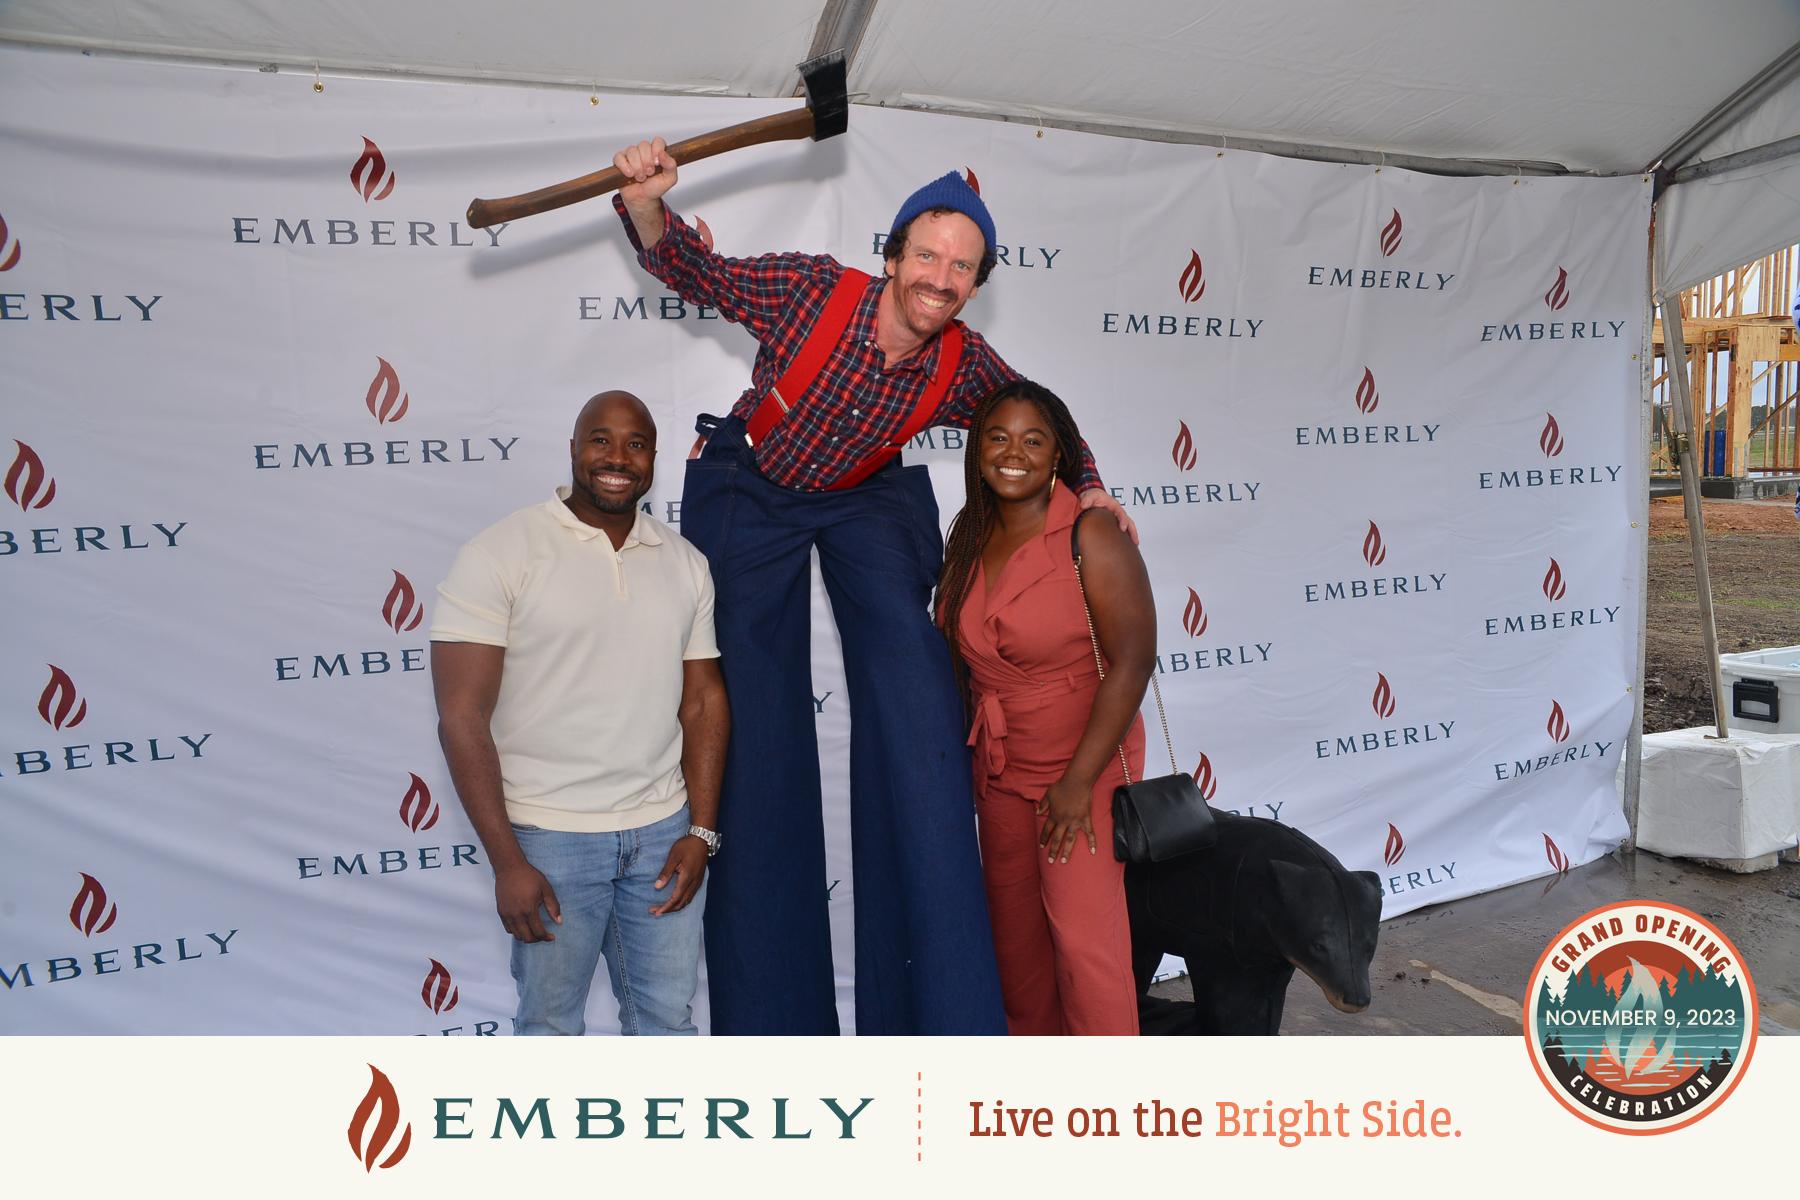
[{"x1": 547, "y1": 486, "x2": 662, "y2": 549}]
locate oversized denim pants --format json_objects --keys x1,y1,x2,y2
[{"x1": 681, "y1": 418, "x2": 1006, "y2": 1034}]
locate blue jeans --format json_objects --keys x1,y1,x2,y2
[
  {"x1": 681, "y1": 417, "x2": 1006, "y2": 1035},
  {"x1": 508, "y1": 806, "x2": 705, "y2": 1036}
]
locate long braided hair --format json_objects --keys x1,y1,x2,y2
[{"x1": 937, "y1": 379, "x2": 1088, "y2": 711}]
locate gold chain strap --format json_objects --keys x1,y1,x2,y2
[{"x1": 1073, "y1": 541, "x2": 1180, "y2": 787}]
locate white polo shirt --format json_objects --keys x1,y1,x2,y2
[{"x1": 429, "y1": 489, "x2": 718, "y2": 832}]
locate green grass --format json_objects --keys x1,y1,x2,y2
[{"x1": 1664, "y1": 590, "x2": 1800, "y2": 612}]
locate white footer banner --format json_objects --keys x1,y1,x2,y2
[{"x1": 5, "y1": 1035, "x2": 1787, "y2": 1190}]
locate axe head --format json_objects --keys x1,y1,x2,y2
[{"x1": 799, "y1": 50, "x2": 849, "y2": 141}]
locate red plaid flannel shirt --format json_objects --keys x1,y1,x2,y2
[{"x1": 616, "y1": 197, "x2": 1101, "y2": 492}]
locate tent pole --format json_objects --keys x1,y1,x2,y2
[
  {"x1": 1623, "y1": 239, "x2": 1654, "y2": 852},
  {"x1": 1670, "y1": 133, "x2": 1800, "y2": 185},
  {"x1": 1656, "y1": 295, "x2": 1731, "y2": 739},
  {"x1": 1647, "y1": 41, "x2": 1800, "y2": 174},
  {"x1": 800, "y1": 0, "x2": 878, "y2": 87}
]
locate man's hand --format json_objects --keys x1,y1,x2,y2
[
  {"x1": 495, "y1": 862, "x2": 561, "y2": 943},
  {"x1": 615, "y1": 138, "x2": 679, "y2": 208},
  {"x1": 1080, "y1": 487, "x2": 1139, "y2": 544},
  {"x1": 650, "y1": 836, "x2": 708, "y2": 915}
]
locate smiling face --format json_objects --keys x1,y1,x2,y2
[
  {"x1": 883, "y1": 210, "x2": 986, "y2": 343},
  {"x1": 978, "y1": 394, "x2": 1059, "y2": 503},
  {"x1": 568, "y1": 391, "x2": 656, "y2": 519}
]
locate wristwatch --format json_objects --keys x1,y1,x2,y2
[{"x1": 687, "y1": 825, "x2": 722, "y2": 857}]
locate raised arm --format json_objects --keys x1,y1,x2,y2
[
  {"x1": 1038, "y1": 512, "x2": 1157, "y2": 863},
  {"x1": 431, "y1": 641, "x2": 561, "y2": 942},
  {"x1": 611, "y1": 138, "x2": 826, "y2": 341},
  {"x1": 614, "y1": 137, "x2": 677, "y2": 248}
]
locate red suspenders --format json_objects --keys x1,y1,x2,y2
[{"x1": 744, "y1": 268, "x2": 966, "y2": 492}]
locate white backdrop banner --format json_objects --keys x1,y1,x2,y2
[{"x1": 0, "y1": 46, "x2": 1648, "y2": 1033}]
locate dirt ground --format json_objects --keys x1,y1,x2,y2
[{"x1": 1643, "y1": 495, "x2": 1800, "y2": 733}]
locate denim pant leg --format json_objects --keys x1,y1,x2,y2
[
  {"x1": 510, "y1": 825, "x2": 613, "y2": 1037},
  {"x1": 601, "y1": 806, "x2": 706, "y2": 1036},
  {"x1": 814, "y1": 463, "x2": 1007, "y2": 1035},
  {"x1": 682, "y1": 431, "x2": 840, "y2": 1034}
]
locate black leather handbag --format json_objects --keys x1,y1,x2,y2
[{"x1": 1071, "y1": 512, "x2": 1217, "y2": 864}]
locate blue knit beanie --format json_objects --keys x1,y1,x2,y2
[{"x1": 888, "y1": 171, "x2": 996, "y2": 258}]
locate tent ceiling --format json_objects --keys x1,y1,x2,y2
[{"x1": 1, "y1": 0, "x2": 1797, "y2": 175}]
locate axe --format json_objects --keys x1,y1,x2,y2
[{"x1": 465, "y1": 51, "x2": 848, "y2": 230}]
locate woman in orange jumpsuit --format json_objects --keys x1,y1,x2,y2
[{"x1": 936, "y1": 380, "x2": 1157, "y2": 1035}]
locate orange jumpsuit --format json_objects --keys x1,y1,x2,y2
[{"x1": 958, "y1": 483, "x2": 1142, "y2": 1035}]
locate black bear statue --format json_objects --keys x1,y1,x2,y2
[{"x1": 1128, "y1": 811, "x2": 1384, "y2": 1035}]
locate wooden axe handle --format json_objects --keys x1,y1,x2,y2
[{"x1": 467, "y1": 107, "x2": 816, "y2": 229}]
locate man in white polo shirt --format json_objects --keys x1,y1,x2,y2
[{"x1": 430, "y1": 390, "x2": 728, "y2": 1036}]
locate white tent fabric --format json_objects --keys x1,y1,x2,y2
[
  {"x1": 3, "y1": 1, "x2": 1798, "y2": 286},
  {"x1": 851, "y1": 1, "x2": 1792, "y2": 173},
  {"x1": 1655, "y1": 73, "x2": 1800, "y2": 294}
]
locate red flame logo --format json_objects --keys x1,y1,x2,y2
[
  {"x1": 4, "y1": 440, "x2": 56, "y2": 511},
  {"x1": 1182, "y1": 588, "x2": 1209, "y2": 638},
  {"x1": 1361, "y1": 520, "x2": 1388, "y2": 567},
  {"x1": 1544, "y1": 266, "x2": 1570, "y2": 312},
  {"x1": 1379, "y1": 209, "x2": 1402, "y2": 257},
  {"x1": 1372, "y1": 673, "x2": 1397, "y2": 720},
  {"x1": 365, "y1": 357, "x2": 410, "y2": 424},
  {"x1": 38, "y1": 664, "x2": 88, "y2": 730},
  {"x1": 963, "y1": 167, "x2": 980, "y2": 196},
  {"x1": 1383, "y1": 823, "x2": 1405, "y2": 867},
  {"x1": 1539, "y1": 412, "x2": 1564, "y2": 458},
  {"x1": 1192, "y1": 752, "x2": 1218, "y2": 803},
  {"x1": 1354, "y1": 367, "x2": 1379, "y2": 415},
  {"x1": 382, "y1": 570, "x2": 424, "y2": 633},
  {"x1": 350, "y1": 137, "x2": 397, "y2": 202},
  {"x1": 1177, "y1": 250, "x2": 1206, "y2": 303},
  {"x1": 1546, "y1": 699, "x2": 1570, "y2": 743},
  {"x1": 348, "y1": 1064, "x2": 412, "y2": 1172},
  {"x1": 1544, "y1": 833, "x2": 1570, "y2": 875},
  {"x1": 69, "y1": 872, "x2": 117, "y2": 937},
  {"x1": 421, "y1": 958, "x2": 460, "y2": 1014},
  {"x1": 1171, "y1": 420, "x2": 1197, "y2": 471},
  {"x1": 399, "y1": 773, "x2": 440, "y2": 832},
  {"x1": 0, "y1": 210, "x2": 19, "y2": 271},
  {"x1": 1542, "y1": 558, "x2": 1567, "y2": 601}
]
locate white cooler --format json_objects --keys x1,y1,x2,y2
[{"x1": 1719, "y1": 645, "x2": 1800, "y2": 734}]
